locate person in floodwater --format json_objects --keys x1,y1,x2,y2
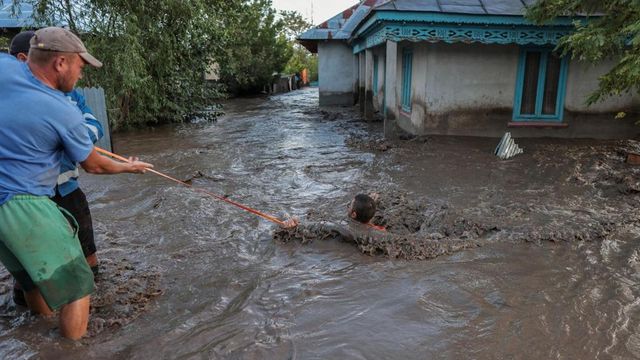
[
  {"x1": 9, "y1": 30, "x2": 104, "y2": 307},
  {"x1": 0, "y1": 27, "x2": 153, "y2": 340},
  {"x1": 280, "y1": 193, "x2": 385, "y2": 242},
  {"x1": 277, "y1": 193, "x2": 479, "y2": 260}
]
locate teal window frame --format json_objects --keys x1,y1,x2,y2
[
  {"x1": 401, "y1": 49, "x2": 413, "y2": 113},
  {"x1": 373, "y1": 55, "x2": 379, "y2": 96},
  {"x1": 513, "y1": 47, "x2": 569, "y2": 122}
]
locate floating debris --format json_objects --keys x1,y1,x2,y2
[
  {"x1": 495, "y1": 132, "x2": 523, "y2": 160},
  {"x1": 627, "y1": 152, "x2": 640, "y2": 165}
]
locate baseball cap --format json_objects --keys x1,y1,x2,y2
[
  {"x1": 9, "y1": 30, "x2": 35, "y2": 56},
  {"x1": 30, "y1": 27, "x2": 103, "y2": 68}
]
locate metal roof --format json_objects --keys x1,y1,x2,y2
[
  {"x1": 298, "y1": 0, "x2": 537, "y2": 44},
  {"x1": 0, "y1": 0, "x2": 36, "y2": 28},
  {"x1": 333, "y1": 3, "x2": 374, "y2": 39},
  {"x1": 373, "y1": 0, "x2": 535, "y2": 16},
  {"x1": 298, "y1": 3, "x2": 360, "y2": 41},
  {"x1": 297, "y1": 0, "x2": 582, "y2": 52}
]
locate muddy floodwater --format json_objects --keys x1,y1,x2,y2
[{"x1": 1, "y1": 88, "x2": 640, "y2": 359}]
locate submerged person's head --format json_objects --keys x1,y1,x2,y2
[{"x1": 348, "y1": 194, "x2": 376, "y2": 224}]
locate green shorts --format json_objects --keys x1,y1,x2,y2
[{"x1": 0, "y1": 195, "x2": 94, "y2": 310}]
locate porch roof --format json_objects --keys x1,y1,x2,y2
[
  {"x1": 373, "y1": 0, "x2": 537, "y2": 16},
  {"x1": 0, "y1": 0, "x2": 36, "y2": 28},
  {"x1": 298, "y1": 0, "x2": 594, "y2": 53}
]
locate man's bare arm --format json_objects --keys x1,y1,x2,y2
[{"x1": 80, "y1": 148, "x2": 152, "y2": 174}]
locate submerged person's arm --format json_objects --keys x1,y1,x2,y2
[
  {"x1": 276, "y1": 219, "x2": 356, "y2": 243},
  {"x1": 314, "y1": 221, "x2": 357, "y2": 243}
]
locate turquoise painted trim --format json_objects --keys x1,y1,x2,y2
[
  {"x1": 355, "y1": 11, "x2": 581, "y2": 38},
  {"x1": 352, "y1": 23, "x2": 573, "y2": 54},
  {"x1": 512, "y1": 47, "x2": 569, "y2": 122},
  {"x1": 383, "y1": 60, "x2": 387, "y2": 116},
  {"x1": 534, "y1": 53, "x2": 548, "y2": 115},
  {"x1": 373, "y1": 55, "x2": 379, "y2": 96},
  {"x1": 556, "y1": 56, "x2": 569, "y2": 121},
  {"x1": 513, "y1": 50, "x2": 526, "y2": 118},
  {"x1": 401, "y1": 49, "x2": 413, "y2": 113}
]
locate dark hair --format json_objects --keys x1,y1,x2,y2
[
  {"x1": 352, "y1": 194, "x2": 376, "y2": 223},
  {"x1": 9, "y1": 31, "x2": 35, "y2": 56}
]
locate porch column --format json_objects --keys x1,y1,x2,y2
[
  {"x1": 352, "y1": 54, "x2": 359, "y2": 105},
  {"x1": 364, "y1": 48, "x2": 374, "y2": 121},
  {"x1": 358, "y1": 51, "x2": 365, "y2": 114},
  {"x1": 384, "y1": 40, "x2": 399, "y2": 138}
]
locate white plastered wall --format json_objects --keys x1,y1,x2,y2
[
  {"x1": 318, "y1": 41, "x2": 355, "y2": 105},
  {"x1": 565, "y1": 58, "x2": 640, "y2": 112}
]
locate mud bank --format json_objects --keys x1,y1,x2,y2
[
  {"x1": 345, "y1": 134, "x2": 393, "y2": 152},
  {"x1": 274, "y1": 190, "x2": 489, "y2": 260},
  {"x1": 87, "y1": 257, "x2": 163, "y2": 337},
  {"x1": 0, "y1": 256, "x2": 162, "y2": 339},
  {"x1": 276, "y1": 138, "x2": 640, "y2": 259}
]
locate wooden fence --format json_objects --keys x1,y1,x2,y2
[{"x1": 76, "y1": 87, "x2": 112, "y2": 152}]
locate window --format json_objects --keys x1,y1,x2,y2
[
  {"x1": 401, "y1": 49, "x2": 413, "y2": 113},
  {"x1": 513, "y1": 48, "x2": 568, "y2": 122},
  {"x1": 373, "y1": 55, "x2": 379, "y2": 96}
]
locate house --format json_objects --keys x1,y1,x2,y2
[
  {"x1": 298, "y1": 0, "x2": 640, "y2": 139},
  {"x1": 1, "y1": 0, "x2": 37, "y2": 39}
]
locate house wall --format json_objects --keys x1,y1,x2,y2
[
  {"x1": 393, "y1": 42, "x2": 640, "y2": 139},
  {"x1": 372, "y1": 46, "x2": 386, "y2": 113},
  {"x1": 318, "y1": 41, "x2": 354, "y2": 106},
  {"x1": 395, "y1": 42, "x2": 518, "y2": 136},
  {"x1": 565, "y1": 59, "x2": 640, "y2": 112}
]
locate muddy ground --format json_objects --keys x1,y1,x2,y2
[
  {"x1": 0, "y1": 256, "x2": 163, "y2": 339},
  {"x1": 279, "y1": 127, "x2": 640, "y2": 261}
]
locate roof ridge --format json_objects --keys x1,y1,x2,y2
[
  {"x1": 478, "y1": 0, "x2": 487, "y2": 15},
  {"x1": 435, "y1": 0, "x2": 443, "y2": 13}
]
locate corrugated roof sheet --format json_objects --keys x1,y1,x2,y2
[
  {"x1": 299, "y1": 0, "x2": 535, "y2": 42},
  {"x1": 299, "y1": 1, "x2": 392, "y2": 41},
  {"x1": 298, "y1": 0, "x2": 584, "y2": 49},
  {"x1": 374, "y1": 0, "x2": 529, "y2": 16},
  {"x1": 0, "y1": 0, "x2": 36, "y2": 28},
  {"x1": 334, "y1": 4, "x2": 372, "y2": 39}
]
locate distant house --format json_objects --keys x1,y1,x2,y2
[
  {"x1": 1, "y1": 0, "x2": 37, "y2": 38},
  {"x1": 298, "y1": 0, "x2": 640, "y2": 139}
]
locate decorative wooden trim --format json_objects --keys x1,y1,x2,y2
[
  {"x1": 354, "y1": 12, "x2": 579, "y2": 38},
  {"x1": 352, "y1": 23, "x2": 572, "y2": 53}
]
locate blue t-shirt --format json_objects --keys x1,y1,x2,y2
[
  {"x1": 0, "y1": 54, "x2": 93, "y2": 205},
  {"x1": 57, "y1": 90, "x2": 104, "y2": 197}
]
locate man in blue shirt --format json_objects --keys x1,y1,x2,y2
[
  {"x1": 10, "y1": 31, "x2": 103, "y2": 291},
  {"x1": 0, "y1": 27, "x2": 152, "y2": 340}
]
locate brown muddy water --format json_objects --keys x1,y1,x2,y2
[{"x1": 1, "y1": 87, "x2": 640, "y2": 359}]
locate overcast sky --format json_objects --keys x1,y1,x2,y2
[{"x1": 272, "y1": 0, "x2": 360, "y2": 25}]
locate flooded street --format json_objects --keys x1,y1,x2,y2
[{"x1": 1, "y1": 87, "x2": 640, "y2": 359}]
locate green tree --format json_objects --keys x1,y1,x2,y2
[
  {"x1": 278, "y1": 10, "x2": 317, "y2": 80},
  {"x1": 13, "y1": 0, "x2": 297, "y2": 127},
  {"x1": 527, "y1": 0, "x2": 640, "y2": 105},
  {"x1": 218, "y1": 0, "x2": 292, "y2": 94},
  {"x1": 284, "y1": 45, "x2": 318, "y2": 81},
  {"x1": 18, "y1": 0, "x2": 241, "y2": 128},
  {"x1": 279, "y1": 10, "x2": 311, "y2": 41}
]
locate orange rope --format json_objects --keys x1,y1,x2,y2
[
  {"x1": 366, "y1": 223, "x2": 386, "y2": 232},
  {"x1": 95, "y1": 147, "x2": 286, "y2": 226}
]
